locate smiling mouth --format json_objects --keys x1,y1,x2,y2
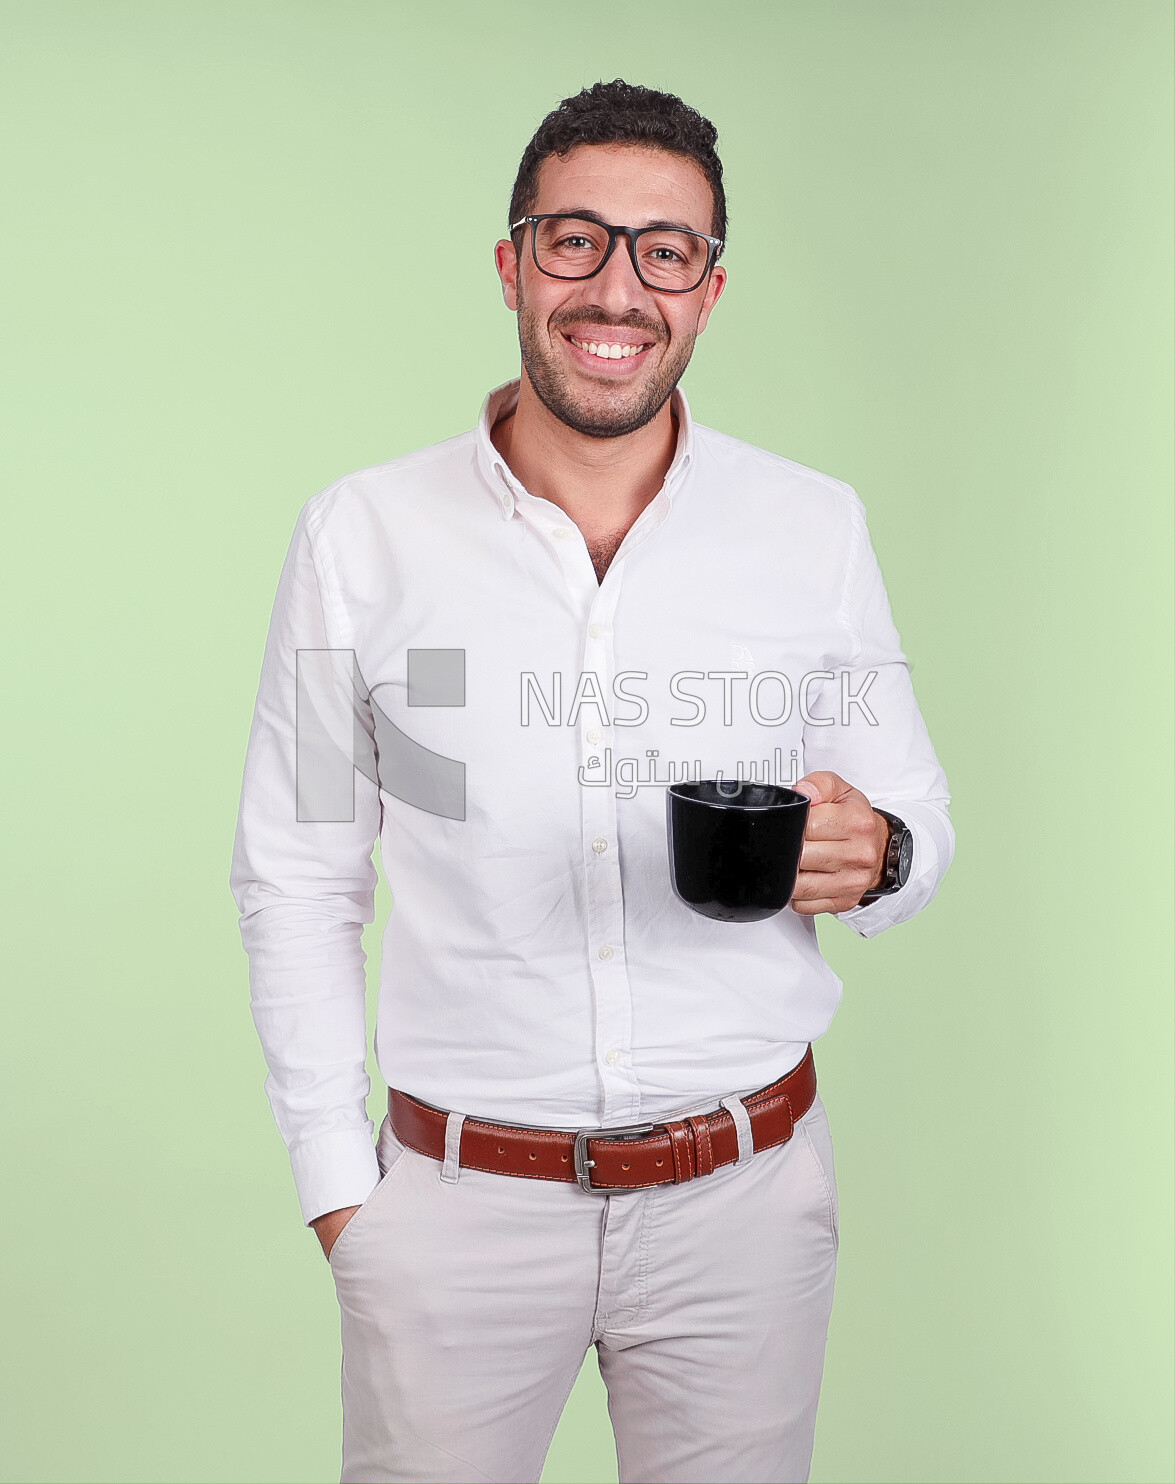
[{"x1": 565, "y1": 333, "x2": 655, "y2": 361}]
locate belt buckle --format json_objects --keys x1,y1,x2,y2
[{"x1": 573, "y1": 1122, "x2": 657, "y2": 1193}]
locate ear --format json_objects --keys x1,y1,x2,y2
[
  {"x1": 695, "y1": 263, "x2": 727, "y2": 335},
  {"x1": 495, "y1": 238, "x2": 520, "y2": 312}
]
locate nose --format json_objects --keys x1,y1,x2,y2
[{"x1": 589, "y1": 233, "x2": 653, "y2": 313}]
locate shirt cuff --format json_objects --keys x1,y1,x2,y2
[
  {"x1": 835, "y1": 891, "x2": 901, "y2": 938},
  {"x1": 289, "y1": 1122, "x2": 381, "y2": 1226},
  {"x1": 834, "y1": 800, "x2": 953, "y2": 939}
]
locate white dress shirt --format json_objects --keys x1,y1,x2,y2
[{"x1": 229, "y1": 379, "x2": 954, "y2": 1225}]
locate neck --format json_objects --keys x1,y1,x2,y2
[{"x1": 490, "y1": 371, "x2": 678, "y2": 538}]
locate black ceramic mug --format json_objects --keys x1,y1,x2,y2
[{"x1": 666, "y1": 780, "x2": 811, "y2": 923}]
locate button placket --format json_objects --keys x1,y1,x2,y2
[
  {"x1": 505, "y1": 497, "x2": 667, "y2": 1125},
  {"x1": 581, "y1": 603, "x2": 612, "y2": 777},
  {"x1": 579, "y1": 576, "x2": 637, "y2": 1122}
]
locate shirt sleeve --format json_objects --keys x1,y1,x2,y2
[
  {"x1": 228, "y1": 500, "x2": 383, "y2": 1225},
  {"x1": 802, "y1": 491, "x2": 955, "y2": 938}
]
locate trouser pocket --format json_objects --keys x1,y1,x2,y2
[
  {"x1": 796, "y1": 1093, "x2": 839, "y2": 1251},
  {"x1": 327, "y1": 1116, "x2": 411, "y2": 1270}
]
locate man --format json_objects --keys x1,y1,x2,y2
[{"x1": 230, "y1": 79, "x2": 953, "y2": 1484}]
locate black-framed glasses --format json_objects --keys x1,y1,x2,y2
[{"x1": 511, "y1": 213, "x2": 724, "y2": 294}]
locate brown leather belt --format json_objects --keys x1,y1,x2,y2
[{"x1": 388, "y1": 1044, "x2": 816, "y2": 1192}]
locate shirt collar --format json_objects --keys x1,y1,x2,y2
[{"x1": 474, "y1": 377, "x2": 696, "y2": 520}]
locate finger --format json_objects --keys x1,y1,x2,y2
[
  {"x1": 808, "y1": 804, "x2": 884, "y2": 855},
  {"x1": 793, "y1": 771, "x2": 852, "y2": 806},
  {"x1": 792, "y1": 867, "x2": 876, "y2": 903},
  {"x1": 801, "y1": 802, "x2": 859, "y2": 841},
  {"x1": 800, "y1": 832, "x2": 885, "y2": 875},
  {"x1": 798, "y1": 841, "x2": 856, "y2": 873},
  {"x1": 791, "y1": 868, "x2": 873, "y2": 913},
  {"x1": 790, "y1": 893, "x2": 857, "y2": 916}
]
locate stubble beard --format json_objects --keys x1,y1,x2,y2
[{"x1": 515, "y1": 293, "x2": 696, "y2": 440}]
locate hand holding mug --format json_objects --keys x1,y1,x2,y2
[{"x1": 790, "y1": 772, "x2": 889, "y2": 915}]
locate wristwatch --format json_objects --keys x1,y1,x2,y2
[{"x1": 856, "y1": 809, "x2": 913, "y2": 905}]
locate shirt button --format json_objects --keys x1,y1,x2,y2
[
  {"x1": 592, "y1": 837, "x2": 609, "y2": 854},
  {"x1": 586, "y1": 728, "x2": 602, "y2": 745},
  {"x1": 597, "y1": 945, "x2": 614, "y2": 961},
  {"x1": 605, "y1": 1048, "x2": 621, "y2": 1066},
  {"x1": 588, "y1": 623, "x2": 603, "y2": 639},
  {"x1": 552, "y1": 526, "x2": 570, "y2": 539}
]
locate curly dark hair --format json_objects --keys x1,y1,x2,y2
[{"x1": 508, "y1": 79, "x2": 726, "y2": 250}]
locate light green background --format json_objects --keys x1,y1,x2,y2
[{"x1": 2, "y1": 3, "x2": 1171, "y2": 1481}]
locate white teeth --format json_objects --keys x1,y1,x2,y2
[{"x1": 572, "y1": 336, "x2": 648, "y2": 360}]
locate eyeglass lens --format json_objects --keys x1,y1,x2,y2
[{"x1": 533, "y1": 217, "x2": 710, "y2": 291}]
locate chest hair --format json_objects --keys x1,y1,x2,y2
[{"x1": 586, "y1": 531, "x2": 628, "y2": 585}]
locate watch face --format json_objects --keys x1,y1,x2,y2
[{"x1": 897, "y1": 830, "x2": 914, "y2": 886}]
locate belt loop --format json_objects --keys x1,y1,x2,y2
[
  {"x1": 440, "y1": 1111, "x2": 466, "y2": 1183},
  {"x1": 686, "y1": 1115, "x2": 715, "y2": 1177},
  {"x1": 720, "y1": 1094, "x2": 754, "y2": 1164},
  {"x1": 666, "y1": 1121, "x2": 695, "y2": 1183}
]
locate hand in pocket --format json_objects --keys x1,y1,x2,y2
[{"x1": 311, "y1": 1204, "x2": 362, "y2": 1260}]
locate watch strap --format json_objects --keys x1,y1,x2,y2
[{"x1": 857, "y1": 809, "x2": 909, "y2": 906}]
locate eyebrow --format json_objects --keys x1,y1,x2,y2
[{"x1": 552, "y1": 206, "x2": 705, "y2": 235}]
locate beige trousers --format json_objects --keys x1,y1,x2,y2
[{"x1": 328, "y1": 1088, "x2": 839, "y2": 1484}]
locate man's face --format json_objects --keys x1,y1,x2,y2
[{"x1": 495, "y1": 144, "x2": 726, "y2": 439}]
